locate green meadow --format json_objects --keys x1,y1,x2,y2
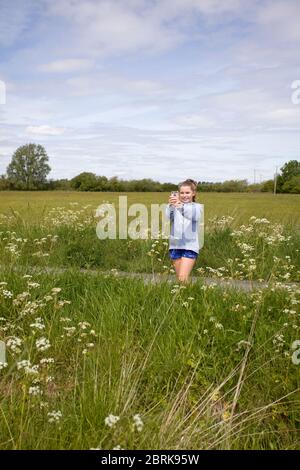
[
  {"x1": 0, "y1": 191, "x2": 299, "y2": 282},
  {"x1": 0, "y1": 190, "x2": 299, "y2": 226},
  {"x1": 0, "y1": 191, "x2": 299, "y2": 449}
]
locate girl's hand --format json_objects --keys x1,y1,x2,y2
[
  {"x1": 169, "y1": 194, "x2": 179, "y2": 205},
  {"x1": 169, "y1": 194, "x2": 183, "y2": 208}
]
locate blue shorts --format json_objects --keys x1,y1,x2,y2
[{"x1": 169, "y1": 249, "x2": 198, "y2": 260}]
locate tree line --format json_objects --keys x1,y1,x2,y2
[{"x1": 0, "y1": 143, "x2": 299, "y2": 193}]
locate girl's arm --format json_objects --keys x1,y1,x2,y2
[
  {"x1": 165, "y1": 203, "x2": 175, "y2": 220},
  {"x1": 165, "y1": 201, "x2": 184, "y2": 219},
  {"x1": 181, "y1": 203, "x2": 202, "y2": 221}
]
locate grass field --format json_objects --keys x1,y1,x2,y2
[
  {"x1": 0, "y1": 191, "x2": 299, "y2": 281},
  {"x1": 0, "y1": 191, "x2": 299, "y2": 227},
  {"x1": 0, "y1": 191, "x2": 299, "y2": 449}
]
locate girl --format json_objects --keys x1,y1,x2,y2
[{"x1": 165, "y1": 179, "x2": 203, "y2": 284}]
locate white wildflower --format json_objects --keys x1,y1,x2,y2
[
  {"x1": 30, "y1": 318, "x2": 45, "y2": 330},
  {"x1": 17, "y1": 360, "x2": 31, "y2": 370},
  {"x1": 47, "y1": 410, "x2": 62, "y2": 423},
  {"x1": 51, "y1": 288, "x2": 62, "y2": 294},
  {"x1": 78, "y1": 321, "x2": 91, "y2": 330},
  {"x1": 63, "y1": 326, "x2": 76, "y2": 336},
  {"x1": 133, "y1": 414, "x2": 144, "y2": 432},
  {"x1": 2, "y1": 290, "x2": 13, "y2": 298},
  {"x1": 29, "y1": 385, "x2": 43, "y2": 396},
  {"x1": 44, "y1": 295, "x2": 53, "y2": 302},
  {"x1": 6, "y1": 336, "x2": 22, "y2": 353},
  {"x1": 25, "y1": 365, "x2": 39, "y2": 375},
  {"x1": 40, "y1": 401, "x2": 49, "y2": 409},
  {"x1": 105, "y1": 414, "x2": 120, "y2": 428},
  {"x1": 27, "y1": 282, "x2": 41, "y2": 289},
  {"x1": 36, "y1": 337, "x2": 51, "y2": 352},
  {"x1": 40, "y1": 357, "x2": 55, "y2": 365}
]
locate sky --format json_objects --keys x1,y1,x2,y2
[{"x1": 0, "y1": 0, "x2": 300, "y2": 184}]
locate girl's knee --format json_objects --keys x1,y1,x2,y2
[{"x1": 178, "y1": 274, "x2": 189, "y2": 283}]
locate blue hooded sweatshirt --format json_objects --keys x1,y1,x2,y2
[{"x1": 165, "y1": 202, "x2": 203, "y2": 253}]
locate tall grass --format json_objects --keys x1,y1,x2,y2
[
  {"x1": 0, "y1": 268, "x2": 299, "y2": 449},
  {"x1": 0, "y1": 192, "x2": 299, "y2": 449},
  {"x1": 0, "y1": 201, "x2": 299, "y2": 281}
]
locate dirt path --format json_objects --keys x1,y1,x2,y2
[{"x1": 1, "y1": 264, "x2": 298, "y2": 292}]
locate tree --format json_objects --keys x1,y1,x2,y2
[
  {"x1": 280, "y1": 160, "x2": 300, "y2": 184},
  {"x1": 70, "y1": 172, "x2": 98, "y2": 191},
  {"x1": 281, "y1": 175, "x2": 300, "y2": 194},
  {"x1": 108, "y1": 176, "x2": 122, "y2": 192},
  {"x1": 6, "y1": 143, "x2": 51, "y2": 190},
  {"x1": 95, "y1": 176, "x2": 108, "y2": 191},
  {"x1": 261, "y1": 179, "x2": 274, "y2": 192},
  {"x1": 0, "y1": 174, "x2": 12, "y2": 190},
  {"x1": 46, "y1": 178, "x2": 72, "y2": 190},
  {"x1": 247, "y1": 183, "x2": 263, "y2": 192},
  {"x1": 221, "y1": 179, "x2": 248, "y2": 192}
]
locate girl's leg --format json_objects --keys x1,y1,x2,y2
[
  {"x1": 172, "y1": 258, "x2": 182, "y2": 277},
  {"x1": 178, "y1": 257, "x2": 196, "y2": 283}
]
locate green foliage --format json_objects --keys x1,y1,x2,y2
[
  {"x1": 261, "y1": 160, "x2": 300, "y2": 194},
  {"x1": 0, "y1": 174, "x2": 12, "y2": 190},
  {"x1": 46, "y1": 178, "x2": 72, "y2": 190},
  {"x1": 197, "y1": 180, "x2": 248, "y2": 192},
  {"x1": 3, "y1": 153, "x2": 300, "y2": 193},
  {"x1": 69, "y1": 174, "x2": 173, "y2": 192},
  {"x1": 261, "y1": 179, "x2": 274, "y2": 192},
  {"x1": 6, "y1": 143, "x2": 51, "y2": 190},
  {"x1": 280, "y1": 160, "x2": 300, "y2": 183},
  {"x1": 70, "y1": 172, "x2": 99, "y2": 191},
  {"x1": 281, "y1": 175, "x2": 300, "y2": 194}
]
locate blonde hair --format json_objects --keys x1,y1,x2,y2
[{"x1": 178, "y1": 179, "x2": 198, "y2": 202}]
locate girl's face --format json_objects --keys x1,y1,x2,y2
[{"x1": 179, "y1": 185, "x2": 195, "y2": 203}]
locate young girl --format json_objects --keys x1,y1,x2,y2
[{"x1": 165, "y1": 179, "x2": 203, "y2": 284}]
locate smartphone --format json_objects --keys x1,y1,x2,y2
[{"x1": 171, "y1": 191, "x2": 178, "y2": 196}]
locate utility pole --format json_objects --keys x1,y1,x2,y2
[
  {"x1": 274, "y1": 166, "x2": 278, "y2": 195},
  {"x1": 253, "y1": 169, "x2": 256, "y2": 184}
]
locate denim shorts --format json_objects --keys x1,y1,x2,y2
[{"x1": 169, "y1": 249, "x2": 198, "y2": 260}]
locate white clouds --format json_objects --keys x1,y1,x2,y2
[
  {"x1": 0, "y1": 0, "x2": 36, "y2": 47},
  {"x1": 26, "y1": 125, "x2": 65, "y2": 135},
  {"x1": 39, "y1": 59, "x2": 95, "y2": 73},
  {"x1": 256, "y1": 0, "x2": 300, "y2": 42},
  {"x1": 0, "y1": 80, "x2": 6, "y2": 104},
  {"x1": 64, "y1": 75, "x2": 167, "y2": 98},
  {"x1": 41, "y1": 0, "x2": 255, "y2": 58},
  {"x1": 45, "y1": 0, "x2": 185, "y2": 56},
  {"x1": 174, "y1": 113, "x2": 216, "y2": 128},
  {"x1": 148, "y1": 0, "x2": 245, "y2": 21},
  {"x1": 1, "y1": 0, "x2": 300, "y2": 183},
  {"x1": 261, "y1": 108, "x2": 300, "y2": 127},
  {"x1": 1, "y1": 118, "x2": 298, "y2": 182}
]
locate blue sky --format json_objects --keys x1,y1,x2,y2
[{"x1": 0, "y1": 0, "x2": 300, "y2": 183}]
